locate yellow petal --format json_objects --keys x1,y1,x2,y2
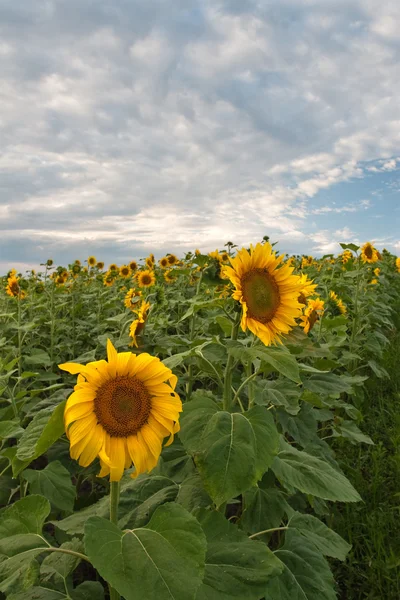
[
  {"x1": 79, "y1": 425, "x2": 105, "y2": 467},
  {"x1": 59, "y1": 362, "x2": 85, "y2": 374},
  {"x1": 69, "y1": 413, "x2": 97, "y2": 445},
  {"x1": 140, "y1": 421, "x2": 162, "y2": 460},
  {"x1": 64, "y1": 402, "x2": 94, "y2": 429},
  {"x1": 106, "y1": 339, "x2": 118, "y2": 378},
  {"x1": 109, "y1": 437, "x2": 125, "y2": 482},
  {"x1": 126, "y1": 434, "x2": 147, "y2": 476}
]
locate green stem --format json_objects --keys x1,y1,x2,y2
[
  {"x1": 186, "y1": 271, "x2": 203, "y2": 400},
  {"x1": 249, "y1": 526, "x2": 288, "y2": 539},
  {"x1": 109, "y1": 481, "x2": 121, "y2": 600},
  {"x1": 232, "y1": 369, "x2": 259, "y2": 408},
  {"x1": 223, "y1": 312, "x2": 241, "y2": 411},
  {"x1": 349, "y1": 254, "x2": 363, "y2": 370}
]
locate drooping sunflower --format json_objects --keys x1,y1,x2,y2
[
  {"x1": 159, "y1": 257, "x2": 169, "y2": 269},
  {"x1": 59, "y1": 340, "x2": 182, "y2": 481},
  {"x1": 145, "y1": 254, "x2": 155, "y2": 269},
  {"x1": 119, "y1": 265, "x2": 130, "y2": 278},
  {"x1": 300, "y1": 298, "x2": 324, "y2": 334},
  {"x1": 6, "y1": 276, "x2": 20, "y2": 297},
  {"x1": 74, "y1": 259, "x2": 81, "y2": 266},
  {"x1": 167, "y1": 254, "x2": 178, "y2": 266},
  {"x1": 129, "y1": 301, "x2": 151, "y2": 348},
  {"x1": 361, "y1": 242, "x2": 378, "y2": 264},
  {"x1": 124, "y1": 288, "x2": 142, "y2": 310},
  {"x1": 137, "y1": 270, "x2": 156, "y2": 288},
  {"x1": 97, "y1": 261, "x2": 104, "y2": 270},
  {"x1": 298, "y1": 273, "x2": 317, "y2": 304},
  {"x1": 88, "y1": 256, "x2": 97, "y2": 267},
  {"x1": 46, "y1": 259, "x2": 54, "y2": 267},
  {"x1": 223, "y1": 243, "x2": 303, "y2": 346},
  {"x1": 129, "y1": 261, "x2": 138, "y2": 272},
  {"x1": 104, "y1": 272, "x2": 115, "y2": 287},
  {"x1": 329, "y1": 291, "x2": 347, "y2": 315},
  {"x1": 164, "y1": 270, "x2": 175, "y2": 284}
]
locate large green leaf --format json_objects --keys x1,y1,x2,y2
[
  {"x1": 195, "y1": 509, "x2": 282, "y2": 599},
  {"x1": 271, "y1": 441, "x2": 361, "y2": 502},
  {"x1": 40, "y1": 539, "x2": 83, "y2": 581},
  {"x1": 23, "y1": 461, "x2": 76, "y2": 512},
  {"x1": 56, "y1": 475, "x2": 178, "y2": 535},
  {"x1": 8, "y1": 582, "x2": 105, "y2": 600},
  {"x1": 14, "y1": 401, "x2": 66, "y2": 475},
  {"x1": 0, "y1": 496, "x2": 51, "y2": 594},
  {"x1": 84, "y1": 503, "x2": 206, "y2": 600},
  {"x1": 289, "y1": 512, "x2": 351, "y2": 561},
  {"x1": 240, "y1": 487, "x2": 287, "y2": 535},
  {"x1": 0, "y1": 420, "x2": 24, "y2": 439},
  {"x1": 264, "y1": 532, "x2": 337, "y2": 600},
  {"x1": 227, "y1": 344, "x2": 301, "y2": 383},
  {"x1": 180, "y1": 396, "x2": 279, "y2": 505}
]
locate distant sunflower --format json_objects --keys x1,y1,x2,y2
[
  {"x1": 145, "y1": 255, "x2": 155, "y2": 269},
  {"x1": 164, "y1": 270, "x2": 175, "y2": 284},
  {"x1": 56, "y1": 275, "x2": 65, "y2": 285},
  {"x1": 129, "y1": 301, "x2": 150, "y2": 348},
  {"x1": 370, "y1": 278, "x2": 378, "y2": 285},
  {"x1": 104, "y1": 272, "x2": 115, "y2": 287},
  {"x1": 329, "y1": 291, "x2": 347, "y2": 315},
  {"x1": 124, "y1": 288, "x2": 142, "y2": 310},
  {"x1": 209, "y1": 249, "x2": 221, "y2": 262},
  {"x1": 361, "y1": 242, "x2": 378, "y2": 264},
  {"x1": 373, "y1": 268, "x2": 380, "y2": 277},
  {"x1": 396, "y1": 257, "x2": 400, "y2": 272},
  {"x1": 223, "y1": 242, "x2": 303, "y2": 346},
  {"x1": 119, "y1": 265, "x2": 130, "y2": 278},
  {"x1": 109, "y1": 263, "x2": 118, "y2": 272},
  {"x1": 298, "y1": 273, "x2": 317, "y2": 304},
  {"x1": 59, "y1": 339, "x2": 182, "y2": 481},
  {"x1": 129, "y1": 261, "x2": 138, "y2": 272},
  {"x1": 88, "y1": 256, "x2": 97, "y2": 267},
  {"x1": 159, "y1": 257, "x2": 169, "y2": 269},
  {"x1": 167, "y1": 254, "x2": 178, "y2": 266},
  {"x1": 220, "y1": 252, "x2": 229, "y2": 263},
  {"x1": 341, "y1": 250, "x2": 353, "y2": 264},
  {"x1": 300, "y1": 298, "x2": 324, "y2": 334},
  {"x1": 97, "y1": 262, "x2": 104, "y2": 270},
  {"x1": 6, "y1": 276, "x2": 22, "y2": 298},
  {"x1": 46, "y1": 259, "x2": 54, "y2": 267},
  {"x1": 137, "y1": 270, "x2": 156, "y2": 288}
]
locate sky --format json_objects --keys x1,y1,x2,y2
[{"x1": 1, "y1": 0, "x2": 400, "y2": 272}]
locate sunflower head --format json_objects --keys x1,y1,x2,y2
[
  {"x1": 137, "y1": 270, "x2": 156, "y2": 288},
  {"x1": 124, "y1": 288, "x2": 142, "y2": 309},
  {"x1": 109, "y1": 263, "x2": 118, "y2": 272},
  {"x1": 361, "y1": 242, "x2": 378, "y2": 264},
  {"x1": 220, "y1": 252, "x2": 230, "y2": 263},
  {"x1": 74, "y1": 259, "x2": 81, "y2": 266},
  {"x1": 300, "y1": 298, "x2": 324, "y2": 334},
  {"x1": 329, "y1": 291, "x2": 347, "y2": 315},
  {"x1": 97, "y1": 261, "x2": 104, "y2": 270},
  {"x1": 59, "y1": 339, "x2": 182, "y2": 481},
  {"x1": 129, "y1": 301, "x2": 150, "y2": 347},
  {"x1": 88, "y1": 256, "x2": 97, "y2": 267},
  {"x1": 223, "y1": 243, "x2": 303, "y2": 346},
  {"x1": 46, "y1": 259, "x2": 53, "y2": 267},
  {"x1": 164, "y1": 270, "x2": 175, "y2": 284},
  {"x1": 104, "y1": 272, "x2": 115, "y2": 287},
  {"x1": 396, "y1": 257, "x2": 400, "y2": 271},
  {"x1": 129, "y1": 261, "x2": 138, "y2": 272},
  {"x1": 159, "y1": 257, "x2": 169, "y2": 269},
  {"x1": 6, "y1": 276, "x2": 21, "y2": 298},
  {"x1": 167, "y1": 254, "x2": 178, "y2": 266},
  {"x1": 119, "y1": 265, "x2": 130, "y2": 278}
]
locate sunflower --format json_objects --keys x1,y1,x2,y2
[
  {"x1": 396, "y1": 257, "x2": 400, "y2": 272},
  {"x1": 223, "y1": 243, "x2": 303, "y2": 346},
  {"x1": 56, "y1": 275, "x2": 65, "y2": 285},
  {"x1": 61, "y1": 270, "x2": 68, "y2": 281},
  {"x1": 159, "y1": 257, "x2": 169, "y2": 269},
  {"x1": 370, "y1": 278, "x2": 378, "y2": 285},
  {"x1": 329, "y1": 291, "x2": 347, "y2": 315},
  {"x1": 300, "y1": 298, "x2": 324, "y2": 334},
  {"x1": 373, "y1": 267, "x2": 380, "y2": 277},
  {"x1": 46, "y1": 259, "x2": 53, "y2": 267},
  {"x1": 298, "y1": 273, "x2": 317, "y2": 304},
  {"x1": 129, "y1": 301, "x2": 151, "y2": 348},
  {"x1": 361, "y1": 242, "x2": 378, "y2": 264},
  {"x1": 6, "y1": 276, "x2": 21, "y2": 298},
  {"x1": 74, "y1": 259, "x2": 81, "y2": 266},
  {"x1": 220, "y1": 252, "x2": 230, "y2": 263},
  {"x1": 119, "y1": 265, "x2": 130, "y2": 278},
  {"x1": 59, "y1": 339, "x2": 182, "y2": 481},
  {"x1": 167, "y1": 254, "x2": 178, "y2": 266},
  {"x1": 137, "y1": 270, "x2": 156, "y2": 288},
  {"x1": 124, "y1": 288, "x2": 142, "y2": 310},
  {"x1": 109, "y1": 263, "x2": 118, "y2": 272},
  {"x1": 341, "y1": 250, "x2": 353, "y2": 264},
  {"x1": 88, "y1": 256, "x2": 97, "y2": 267},
  {"x1": 209, "y1": 249, "x2": 221, "y2": 262},
  {"x1": 97, "y1": 261, "x2": 104, "y2": 270},
  {"x1": 129, "y1": 261, "x2": 138, "y2": 272},
  {"x1": 145, "y1": 254, "x2": 155, "y2": 269},
  {"x1": 164, "y1": 270, "x2": 175, "y2": 284},
  {"x1": 104, "y1": 272, "x2": 115, "y2": 287}
]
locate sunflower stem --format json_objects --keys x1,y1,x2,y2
[
  {"x1": 109, "y1": 481, "x2": 121, "y2": 600},
  {"x1": 187, "y1": 270, "x2": 203, "y2": 400},
  {"x1": 223, "y1": 311, "x2": 241, "y2": 412}
]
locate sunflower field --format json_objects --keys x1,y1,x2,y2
[{"x1": 1, "y1": 241, "x2": 400, "y2": 600}]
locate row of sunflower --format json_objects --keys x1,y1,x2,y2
[{"x1": 0, "y1": 240, "x2": 399, "y2": 600}]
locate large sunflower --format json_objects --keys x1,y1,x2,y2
[
  {"x1": 88, "y1": 256, "x2": 97, "y2": 267},
  {"x1": 119, "y1": 265, "x2": 130, "y2": 278},
  {"x1": 361, "y1": 242, "x2": 378, "y2": 264},
  {"x1": 59, "y1": 340, "x2": 182, "y2": 481},
  {"x1": 159, "y1": 257, "x2": 169, "y2": 269},
  {"x1": 223, "y1": 243, "x2": 303, "y2": 345},
  {"x1": 137, "y1": 270, "x2": 156, "y2": 288}
]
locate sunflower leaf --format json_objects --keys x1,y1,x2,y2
[{"x1": 84, "y1": 503, "x2": 206, "y2": 600}]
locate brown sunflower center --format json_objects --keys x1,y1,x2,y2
[
  {"x1": 121, "y1": 268, "x2": 129, "y2": 276},
  {"x1": 241, "y1": 268, "x2": 280, "y2": 323},
  {"x1": 364, "y1": 245, "x2": 373, "y2": 259},
  {"x1": 94, "y1": 376, "x2": 151, "y2": 437},
  {"x1": 141, "y1": 274, "x2": 152, "y2": 285},
  {"x1": 10, "y1": 281, "x2": 20, "y2": 295}
]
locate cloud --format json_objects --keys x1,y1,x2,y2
[{"x1": 1, "y1": 0, "x2": 400, "y2": 268}]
